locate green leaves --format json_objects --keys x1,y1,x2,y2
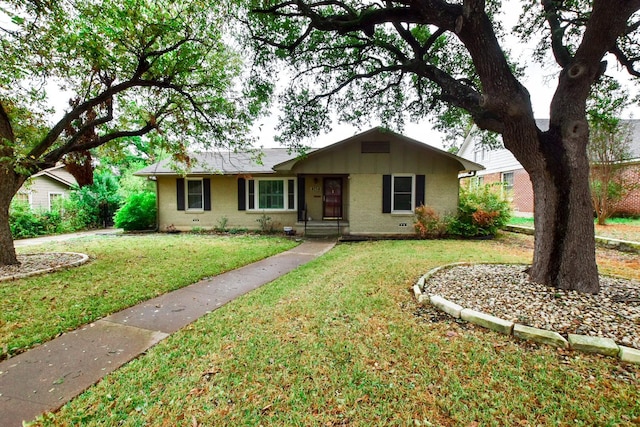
[{"x1": 2, "y1": 0, "x2": 267, "y2": 175}]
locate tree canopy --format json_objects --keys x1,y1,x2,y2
[{"x1": 0, "y1": 0, "x2": 270, "y2": 265}]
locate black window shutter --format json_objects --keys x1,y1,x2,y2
[
  {"x1": 237, "y1": 178, "x2": 246, "y2": 211},
  {"x1": 203, "y1": 178, "x2": 211, "y2": 211},
  {"x1": 297, "y1": 176, "x2": 306, "y2": 221},
  {"x1": 382, "y1": 175, "x2": 391, "y2": 213},
  {"x1": 415, "y1": 175, "x2": 425, "y2": 208},
  {"x1": 176, "y1": 178, "x2": 185, "y2": 211}
]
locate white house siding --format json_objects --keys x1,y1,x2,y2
[{"x1": 18, "y1": 176, "x2": 71, "y2": 210}]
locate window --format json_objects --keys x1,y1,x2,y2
[
  {"x1": 473, "y1": 144, "x2": 486, "y2": 162},
  {"x1": 186, "y1": 178, "x2": 204, "y2": 210},
  {"x1": 48, "y1": 192, "x2": 64, "y2": 210},
  {"x1": 15, "y1": 192, "x2": 29, "y2": 204},
  {"x1": 248, "y1": 178, "x2": 296, "y2": 211},
  {"x1": 392, "y1": 175, "x2": 414, "y2": 212},
  {"x1": 502, "y1": 172, "x2": 514, "y2": 193},
  {"x1": 470, "y1": 176, "x2": 484, "y2": 189}
]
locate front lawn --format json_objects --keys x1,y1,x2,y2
[
  {"x1": 1, "y1": 234, "x2": 297, "y2": 359},
  {"x1": 32, "y1": 235, "x2": 639, "y2": 426}
]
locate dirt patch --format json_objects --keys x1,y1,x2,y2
[{"x1": 595, "y1": 223, "x2": 640, "y2": 242}]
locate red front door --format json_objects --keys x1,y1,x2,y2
[{"x1": 323, "y1": 177, "x2": 342, "y2": 219}]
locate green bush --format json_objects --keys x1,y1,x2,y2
[
  {"x1": 448, "y1": 184, "x2": 512, "y2": 237},
  {"x1": 68, "y1": 171, "x2": 122, "y2": 228},
  {"x1": 9, "y1": 202, "x2": 46, "y2": 238},
  {"x1": 114, "y1": 192, "x2": 157, "y2": 231}
]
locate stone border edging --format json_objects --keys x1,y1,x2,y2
[
  {"x1": 0, "y1": 252, "x2": 90, "y2": 282},
  {"x1": 414, "y1": 262, "x2": 640, "y2": 365}
]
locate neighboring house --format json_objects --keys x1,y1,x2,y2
[
  {"x1": 135, "y1": 127, "x2": 483, "y2": 236},
  {"x1": 15, "y1": 164, "x2": 78, "y2": 210},
  {"x1": 458, "y1": 119, "x2": 640, "y2": 217}
]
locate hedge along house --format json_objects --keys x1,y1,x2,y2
[{"x1": 135, "y1": 127, "x2": 484, "y2": 237}]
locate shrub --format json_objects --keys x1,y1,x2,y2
[
  {"x1": 9, "y1": 202, "x2": 46, "y2": 238},
  {"x1": 448, "y1": 184, "x2": 511, "y2": 237},
  {"x1": 414, "y1": 205, "x2": 448, "y2": 238},
  {"x1": 68, "y1": 170, "x2": 123, "y2": 228},
  {"x1": 114, "y1": 192, "x2": 157, "y2": 231}
]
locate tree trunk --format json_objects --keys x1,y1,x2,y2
[
  {"x1": 501, "y1": 114, "x2": 599, "y2": 294},
  {"x1": 0, "y1": 180, "x2": 19, "y2": 266},
  {"x1": 0, "y1": 102, "x2": 21, "y2": 266},
  {"x1": 528, "y1": 137, "x2": 599, "y2": 294}
]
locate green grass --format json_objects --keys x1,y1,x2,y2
[
  {"x1": 507, "y1": 215, "x2": 640, "y2": 242},
  {"x1": 507, "y1": 216, "x2": 640, "y2": 227},
  {"x1": 607, "y1": 217, "x2": 640, "y2": 225},
  {"x1": 1, "y1": 234, "x2": 297, "y2": 358},
  {"x1": 29, "y1": 236, "x2": 639, "y2": 427},
  {"x1": 507, "y1": 216, "x2": 534, "y2": 226}
]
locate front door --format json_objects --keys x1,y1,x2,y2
[{"x1": 323, "y1": 177, "x2": 342, "y2": 219}]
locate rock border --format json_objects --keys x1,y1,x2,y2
[
  {"x1": 414, "y1": 262, "x2": 640, "y2": 365},
  {"x1": 0, "y1": 252, "x2": 90, "y2": 282}
]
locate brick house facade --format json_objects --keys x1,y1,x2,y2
[{"x1": 458, "y1": 119, "x2": 640, "y2": 217}]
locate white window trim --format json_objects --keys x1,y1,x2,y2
[
  {"x1": 247, "y1": 177, "x2": 297, "y2": 212},
  {"x1": 501, "y1": 171, "x2": 514, "y2": 189},
  {"x1": 391, "y1": 174, "x2": 415, "y2": 214},
  {"x1": 186, "y1": 177, "x2": 204, "y2": 212},
  {"x1": 48, "y1": 192, "x2": 64, "y2": 210}
]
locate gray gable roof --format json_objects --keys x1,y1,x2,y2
[
  {"x1": 135, "y1": 127, "x2": 484, "y2": 177},
  {"x1": 135, "y1": 148, "x2": 304, "y2": 176}
]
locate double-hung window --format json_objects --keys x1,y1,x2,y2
[
  {"x1": 186, "y1": 178, "x2": 204, "y2": 210},
  {"x1": 501, "y1": 172, "x2": 514, "y2": 193},
  {"x1": 48, "y1": 192, "x2": 64, "y2": 211},
  {"x1": 247, "y1": 178, "x2": 296, "y2": 211},
  {"x1": 392, "y1": 175, "x2": 414, "y2": 212}
]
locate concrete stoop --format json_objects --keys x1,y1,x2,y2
[{"x1": 413, "y1": 263, "x2": 640, "y2": 365}]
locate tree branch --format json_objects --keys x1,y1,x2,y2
[{"x1": 541, "y1": 0, "x2": 572, "y2": 68}]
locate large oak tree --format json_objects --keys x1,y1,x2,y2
[
  {"x1": 248, "y1": 0, "x2": 640, "y2": 294},
  {"x1": 0, "y1": 0, "x2": 268, "y2": 265}
]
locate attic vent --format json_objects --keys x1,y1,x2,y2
[{"x1": 361, "y1": 141, "x2": 390, "y2": 153}]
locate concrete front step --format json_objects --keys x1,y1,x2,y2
[{"x1": 300, "y1": 221, "x2": 348, "y2": 237}]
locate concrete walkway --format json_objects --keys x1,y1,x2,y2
[
  {"x1": 13, "y1": 228, "x2": 122, "y2": 248},
  {"x1": 0, "y1": 239, "x2": 336, "y2": 426}
]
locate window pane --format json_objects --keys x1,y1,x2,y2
[
  {"x1": 502, "y1": 172, "x2": 514, "y2": 191},
  {"x1": 187, "y1": 180, "x2": 203, "y2": 209},
  {"x1": 259, "y1": 180, "x2": 284, "y2": 209},
  {"x1": 393, "y1": 194, "x2": 412, "y2": 211},
  {"x1": 394, "y1": 176, "x2": 412, "y2": 193},
  {"x1": 393, "y1": 176, "x2": 413, "y2": 211}
]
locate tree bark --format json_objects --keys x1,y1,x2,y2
[
  {"x1": 0, "y1": 102, "x2": 20, "y2": 266},
  {"x1": 0, "y1": 174, "x2": 20, "y2": 266}
]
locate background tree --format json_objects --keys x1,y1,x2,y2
[
  {"x1": 248, "y1": 0, "x2": 640, "y2": 293},
  {"x1": 0, "y1": 0, "x2": 269, "y2": 265},
  {"x1": 587, "y1": 81, "x2": 637, "y2": 225}
]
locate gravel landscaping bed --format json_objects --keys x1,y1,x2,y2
[
  {"x1": 424, "y1": 264, "x2": 640, "y2": 349},
  {"x1": 0, "y1": 253, "x2": 88, "y2": 281}
]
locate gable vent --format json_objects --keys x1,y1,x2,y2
[{"x1": 361, "y1": 140, "x2": 390, "y2": 153}]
